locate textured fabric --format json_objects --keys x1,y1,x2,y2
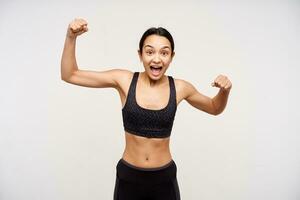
[
  {"x1": 114, "y1": 158, "x2": 181, "y2": 200},
  {"x1": 122, "y1": 72, "x2": 177, "y2": 138}
]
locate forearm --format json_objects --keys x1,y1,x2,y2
[
  {"x1": 60, "y1": 36, "x2": 78, "y2": 80},
  {"x1": 211, "y1": 89, "x2": 230, "y2": 115}
]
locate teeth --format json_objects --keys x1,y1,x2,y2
[{"x1": 151, "y1": 66, "x2": 162, "y2": 69}]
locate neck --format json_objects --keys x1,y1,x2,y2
[{"x1": 140, "y1": 72, "x2": 166, "y2": 87}]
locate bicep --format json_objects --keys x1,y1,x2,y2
[
  {"x1": 183, "y1": 80, "x2": 216, "y2": 115},
  {"x1": 63, "y1": 68, "x2": 129, "y2": 89}
]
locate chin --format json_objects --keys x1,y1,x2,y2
[{"x1": 147, "y1": 70, "x2": 165, "y2": 80}]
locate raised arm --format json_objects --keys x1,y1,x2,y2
[
  {"x1": 181, "y1": 75, "x2": 232, "y2": 115},
  {"x1": 60, "y1": 18, "x2": 128, "y2": 88}
]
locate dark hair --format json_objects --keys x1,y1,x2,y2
[{"x1": 139, "y1": 27, "x2": 174, "y2": 54}]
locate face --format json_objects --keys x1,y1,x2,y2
[{"x1": 138, "y1": 35, "x2": 174, "y2": 80}]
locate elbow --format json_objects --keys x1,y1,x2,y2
[
  {"x1": 61, "y1": 75, "x2": 69, "y2": 82},
  {"x1": 60, "y1": 62, "x2": 77, "y2": 82},
  {"x1": 211, "y1": 109, "x2": 223, "y2": 116},
  {"x1": 60, "y1": 69, "x2": 68, "y2": 82},
  {"x1": 210, "y1": 99, "x2": 224, "y2": 116},
  {"x1": 61, "y1": 75, "x2": 65, "y2": 81},
  {"x1": 61, "y1": 74, "x2": 74, "y2": 83},
  {"x1": 61, "y1": 70, "x2": 75, "y2": 83},
  {"x1": 61, "y1": 76, "x2": 73, "y2": 84}
]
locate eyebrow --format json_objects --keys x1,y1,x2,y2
[{"x1": 144, "y1": 45, "x2": 171, "y2": 50}]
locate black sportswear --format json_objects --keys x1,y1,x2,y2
[
  {"x1": 114, "y1": 158, "x2": 181, "y2": 200},
  {"x1": 122, "y1": 72, "x2": 177, "y2": 138}
]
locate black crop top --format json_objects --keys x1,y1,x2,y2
[{"x1": 122, "y1": 72, "x2": 177, "y2": 138}]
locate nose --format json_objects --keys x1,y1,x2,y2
[{"x1": 152, "y1": 53, "x2": 161, "y2": 63}]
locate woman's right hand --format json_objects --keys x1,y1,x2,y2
[{"x1": 66, "y1": 18, "x2": 88, "y2": 39}]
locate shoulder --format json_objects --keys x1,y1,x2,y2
[
  {"x1": 112, "y1": 69, "x2": 136, "y2": 92},
  {"x1": 112, "y1": 69, "x2": 134, "y2": 83},
  {"x1": 173, "y1": 77, "x2": 195, "y2": 91},
  {"x1": 112, "y1": 68, "x2": 133, "y2": 77},
  {"x1": 172, "y1": 77, "x2": 197, "y2": 100}
]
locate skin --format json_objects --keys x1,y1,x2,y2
[{"x1": 61, "y1": 18, "x2": 232, "y2": 168}]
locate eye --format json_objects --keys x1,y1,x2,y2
[
  {"x1": 146, "y1": 50, "x2": 153, "y2": 55},
  {"x1": 161, "y1": 51, "x2": 169, "y2": 56}
]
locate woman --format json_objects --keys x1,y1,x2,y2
[{"x1": 61, "y1": 18, "x2": 232, "y2": 200}]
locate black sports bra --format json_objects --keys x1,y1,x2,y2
[{"x1": 122, "y1": 72, "x2": 177, "y2": 138}]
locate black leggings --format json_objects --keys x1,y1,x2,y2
[{"x1": 114, "y1": 158, "x2": 181, "y2": 200}]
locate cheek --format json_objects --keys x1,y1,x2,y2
[
  {"x1": 142, "y1": 56, "x2": 152, "y2": 64},
  {"x1": 162, "y1": 57, "x2": 172, "y2": 64}
]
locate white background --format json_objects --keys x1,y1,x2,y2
[{"x1": 0, "y1": 0, "x2": 299, "y2": 200}]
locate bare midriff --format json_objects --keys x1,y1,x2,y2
[{"x1": 122, "y1": 131, "x2": 173, "y2": 168}]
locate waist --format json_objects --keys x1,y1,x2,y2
[
  {"x1": 122, "y1": 152, "x2": 173, "y2": 168},
  {"x1": 116, "y1": 158, "x2": 177, "y2": 184},
  {"x1": 124, "y1": 127, "x2": 172, "y2": 138},
  {"x1": 123, "y1": 131, "x2": 172, "y2": 168}
]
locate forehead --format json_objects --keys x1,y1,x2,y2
[{"x1": 143, "y1": 35, "x2": 171, "y2": 49}]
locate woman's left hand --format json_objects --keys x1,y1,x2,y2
[{"x1": 211, "y1": 75, "x2": 232, "y2": 92}]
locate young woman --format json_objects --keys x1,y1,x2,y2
[{"x1": 61, "y1": 18, "x2": 232, "y2": 200}]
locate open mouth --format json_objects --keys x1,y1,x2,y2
[{"x1": 150, "y1": 66, "x2": 163, "y2": 76}]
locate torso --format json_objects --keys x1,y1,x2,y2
[{"x1": 116, "y1": 70, "x2": 186, "y2": 168}]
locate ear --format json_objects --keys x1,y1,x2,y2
[
  {"x1": 138, "y1": 50, "x2": 142, "y2": 62},
  {"x1": 171, "y1": 51, "x2": 175, "y2": 61}
]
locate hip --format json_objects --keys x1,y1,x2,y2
[
  {"x1": 116, "y1": 158, "x2": 177, "y2": 185},
  {"x1": 122, "y1": 150, "x2": 173, "y2": 168}
]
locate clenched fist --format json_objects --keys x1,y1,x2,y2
[
  {"x1": 66, "y1": 18, "x2": 88, "y2": 39},
  {"x1": 211, "y1": 75, "x2": 232, "y2": 92}
]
